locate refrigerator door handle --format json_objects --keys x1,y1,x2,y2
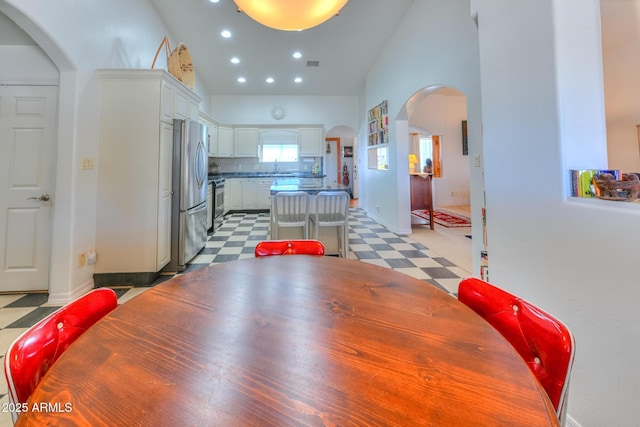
[
  {"x1": 195, "y1": 139, "x2": 207, "y2": 188},
  {"x1": 190, "y1": 202, "x2": 208, "y2": 214}
]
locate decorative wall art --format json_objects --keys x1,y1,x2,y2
[{"x1": 461, "y1": 120, "x2": 468, "y2": 156}]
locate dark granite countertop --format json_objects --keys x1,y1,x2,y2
[
  {"x1": 270, "y1": 177, "x2": 349, "y2": 195},
  {"x1": 210, "y1": 172, "x2": 326, "y2": 180}
]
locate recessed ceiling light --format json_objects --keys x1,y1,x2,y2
[
  {"x1": 221, "y1": 30, "x2": 232, "y2": 38},
  {"x1": 292, "y1": 51, "x2": 302, "y2": 59},
  {"x1": 266, "y1": 77, "x2": 274, "y2": 84},
  {"x1": 237, "y1": 77, "x2": 246, "y2": 83},
  {"x1": 294, "y1": 77, "x2": 303, "y2": 83},
  {"x1": 209, "y1": 0, "x2": 220, "y2": 3},
  {"x1": 230, "y1": 57, "x2": 240, "y2": 64}
]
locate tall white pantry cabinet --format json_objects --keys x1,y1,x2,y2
[{"x1": 95, "y1": 70, "x2": 200, "y2": 285}]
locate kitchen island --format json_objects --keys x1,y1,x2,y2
[
  {"x1": 270, "y1": 177, "x2": 350, "y2": 256},
  {"x1": 270, "y1": 177, "x2": 350, "y2": 195}
]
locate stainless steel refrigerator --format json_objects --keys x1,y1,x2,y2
[{"x1": 165, "y1": 119, "x2": 208, "y2": 272}]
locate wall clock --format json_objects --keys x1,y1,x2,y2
[{"x1": 271, "y1": 105, "x2": 286, "y2": 120}]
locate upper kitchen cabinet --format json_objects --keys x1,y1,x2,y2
[
  {"x1": 200, "y1": 113, "x2": 218, "y2": 156},
  {"x1": 217, "y1": 126, "x2": 234, "y2": 157},
  {"x1": 299, "y1": 127, "x2": 324, "y2": 157},
  {"x1": 95, "y1": 70, "x2": 201, "y2": 284},
  {"x1": 234, "y1": 127, "x2": 259, "y2": 157}
]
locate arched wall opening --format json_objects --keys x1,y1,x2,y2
[
  {"x1": 326, "y1": 125, "x2": 358, "y2": 198},
  {"x1": 1, "y1": 1, "x2": 77, "y2": 298},
  {"x1": 394, "y1": 84, "x2": 475, "y2": 269}
]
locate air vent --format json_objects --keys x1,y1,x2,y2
[{"x1": 306, "y1": 60, "x2": 320, "y2": 67}]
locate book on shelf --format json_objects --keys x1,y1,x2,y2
[
  {"x1": 569, "y1": 169, "x2": 622, "y2": 197},
  {"x1": 368, "y1": 100, "x2": 390, "y2": 146}
]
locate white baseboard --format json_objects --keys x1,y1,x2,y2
[
  {"x1": 565, "y1": 415, "x2": 582, "y2": 427},
  {"x1": 46, "y1": 280, "x2": 94, "y2": 305}
]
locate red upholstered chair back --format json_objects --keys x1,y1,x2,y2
[
  {"x1": 4, "y1": 288, "x2": 118, "y2": 409},
  {"x1": 255, "y1": 240, "x2": 325, "y2": 257},
  {"x1": 457, "y1": 278, "x2": 575, "y2": 423}
]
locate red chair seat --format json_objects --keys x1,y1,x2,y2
[
  {"x1": 457, "y1": 278, "x2": 575, "y2": 423},
  {"x1": 4, "y1": 287, "x2": 118, "y2": 419},
  {"x1": 255, "y1": 240, "x2": 325, "y2": 257}
]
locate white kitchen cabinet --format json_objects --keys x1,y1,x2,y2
[
  {"x1": 227, "y1": 178, "x2": 270, "y2": 210},
  {"x1": 157, "y1": 121, "x2": 174, "y2": 270},
  {"x1": 242, "y1": 179, "x2": 258, "y2": 209},
  {"x1": 95, "y1": 69, "x2": 201, "y2": 281},
  {"x1": 200, "y1": 114, "x2": 219, "y2": 157},
  {"x1": 299, "y1": 127, "x2": 324, "y2": 157},
  {"x1": 256, "y1": 179, "x2": 275, "y2": 209},
  {"x1": 208, "y1": 122, "x2": 218, "y2": 156},
  {"x1": 218, "y1": 126, "x2": 234, "y2": 157},
  {"x1": 224, "y1": 183, "x2": 230, "y2": 215},
  {"x1": 226, "y1": 178, "x2": 243, "y2": 210},
  {"x1": 161, "y1": 81, "x2": 175, "y2": 123},
  {"x1": 174, "y1": 90, "x2": 199, "y2": 120},
  {"x1": 234, "y1": 128, "x2": 259, "y2": 157}
]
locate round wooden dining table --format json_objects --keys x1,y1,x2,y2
[{"x1": 16, "y1": 256, "x2": 559, "y2": 426}]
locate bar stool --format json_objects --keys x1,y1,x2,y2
[
  {"x1": 310, "y1": 191, "x2": 350, "y2": 257},
  {"x1": 271, "y1": 191, "x2": 310, "y2": 239}
]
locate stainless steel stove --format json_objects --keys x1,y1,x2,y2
[{"x1": 211, "y1": 176, "x2": 225, "y2": 231}]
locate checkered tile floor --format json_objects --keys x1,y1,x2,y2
[{"x1": 0, "y1": 208, "x2": 467, "y2": 423}]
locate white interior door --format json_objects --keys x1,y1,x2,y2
[
  {"x1": 0, "y1": 85, "x2": 58, "y2": 292},
  {"x1": 325, "y1": 138, "x2": 339, "y2": 186}
]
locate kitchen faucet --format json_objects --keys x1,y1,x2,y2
[{"x1": 274, "y1": 160, "x2": 279, "y2": 173}]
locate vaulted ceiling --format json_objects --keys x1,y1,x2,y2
[{"x1": 148, "y1": 0, "x2": 414, "y2": 96}]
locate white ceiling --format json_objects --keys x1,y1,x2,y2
[{"x1": 148, "y1": 0, "x2": 414, "y2": 96}]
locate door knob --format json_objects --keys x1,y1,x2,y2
[{"x1": 28, "y1": 194, "x2": 51, "y2": 202}]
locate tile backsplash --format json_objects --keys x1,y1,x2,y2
[{"x1": 209, "y1": 157, "x2": 323, "y2": 174}]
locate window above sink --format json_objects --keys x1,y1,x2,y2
[{"x1": 260, "y1": 144, "x2": 299, "y2": 162}]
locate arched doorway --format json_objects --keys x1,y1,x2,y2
[
  {"x1": 326, "y1": 125, "x2": 358, "y2": 199},
  {"x1": 398, "y1": 85, "x2": 474, "y2": 273},
  {"x1": 0, "y1": 3, "x2": 73, "y2": 294}
]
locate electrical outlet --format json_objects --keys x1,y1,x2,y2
[
  {"x1": 77, "y1": 252, "x2": 86, "y2": 268},
  {"x1": 87, "y1": 250, "x2": 97, "y2": 265},
  {"x1": 81, "y1": 157, "x2": 95, "y2": 170}
]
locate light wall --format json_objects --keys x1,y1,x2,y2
[
  {"x1": 0, "y1": 0, "x2": 213, "y2": 302},
  {"x1": 209, "y1": 95, "x2": 359, "y2": 131},
  {"x1": 475, "y1": 1, "x2": 636, "y2": 425},
  {"x1": 363, "y1": 0, "x2": 637, "y2": 424},
  {"x1": 602, "y1": 0, "x2": 640, "y2": 172},
  {"x1": 362, "y1": 0, "x2": 483, "y2": 257}
]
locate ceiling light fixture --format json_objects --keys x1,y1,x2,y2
[
  {"x1": 230, "y1": 57, "x2": 240, "y2": 64},
  {"x1": 294, "y1": 77, "x2": 302, "y2": 83},
  {"x1": 221, "y1": 30, "x2": 232, "y2": 38},
  {"x1": 234, "y1": 0, "x2": 348, "y2": 31},
  {"x1": 266, "y1": 77, "x2": 274, "y2": 83},
  {"x1": 237, "y1": 77, "x2": 246, "y2": 83},
  {"x1": 292, "y1": 51, "x2": 302, "y2": 59}
]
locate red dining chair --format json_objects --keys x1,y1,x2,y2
[
  {"x1": 457, "y1": 278, "x2": 575, "y2": 424},
  {"x1": 255, "y1": 240, "x2": 325, "y2": 257},
  {"x1": 4, "y1": 287, "x2": 118, "y2": 422}
]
